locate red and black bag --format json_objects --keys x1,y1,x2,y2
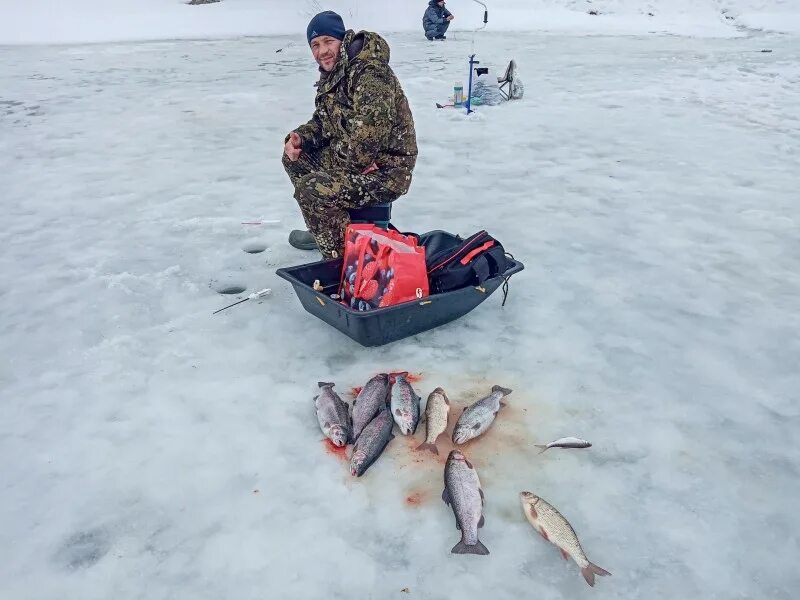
[{"x1": 421, "y1": 230, "x2": 513, "y2": 294}]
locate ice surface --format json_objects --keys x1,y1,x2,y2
[
  {"x1": 2, "y1": 26, "x2": 800, "y2": 600},
  {"x1": 2, "y1": 0, "x2": 800, "y2": 44}
]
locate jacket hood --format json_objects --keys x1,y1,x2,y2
[
  {"x1": 316, "y1": 30, "x2": 390, "y2": 92},
  {"x1": 343, "y1": 30, "x2": 390, "y2": 66}
]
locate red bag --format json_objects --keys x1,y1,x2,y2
[{"x1": 339, "y1": 225, "x2": 429, "y2": 311}]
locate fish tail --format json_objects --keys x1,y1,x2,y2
[
  {"x1": 415, "y1": 442, "x2": 439, "y2": 455},
  {"x1": 451, "y1": 539, "x2": 490, "y2": 555},
  {"x1": 581, "y1": 562, "x2": 611, "y2": 587},
  {"x1": 535, "y1": 444, "x2": 548, "y2": 454},
  {"x1": 492, "y1": 385, "x2": 512, "y2": 396}
]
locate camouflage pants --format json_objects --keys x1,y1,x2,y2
[{"x1": 283, "y1": 150, "x2": 398, "y2": 259}]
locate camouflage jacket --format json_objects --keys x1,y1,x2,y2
[{"x1": 294, "y1": 30, "x2": 418, "y2": 196}]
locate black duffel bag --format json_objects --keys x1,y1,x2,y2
[{"x1": 418, "y1": 230, "x2": 514, "y2": 295}]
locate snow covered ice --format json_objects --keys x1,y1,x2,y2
[{"x1": 2, "y1": 2, "x2": 800, "y2": 599}]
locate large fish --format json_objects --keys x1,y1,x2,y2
[
  {"x1": 452, "y1": 385, "x2": 512, "y2": 445},
  {"x1": 519, "y1": 491, "x2": 611, "y2": 587},
  {"x1": 442, "y1": 450, "x2": 489, "y2": 555},
  {"x1": 350, "y1": 408, "x2": 395, "y2": 477},
  {"x1": 351, "y1": 373, "x2": 391, "y2": 443},
  {"x1": 416, "y1": 387, "x2": 450, "y2": 455},
  {"x1": 314, "y1": 382, "x2": 350, "y2": 447},
  {"x1": 390, "y1": 372, "x2": 421, "y2": 435}
]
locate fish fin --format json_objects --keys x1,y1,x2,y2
[
  {"x1": 441, "y1": 488, "x2": 451, "y2": 506},
  {"x1": 538, "y1": 527, "x2": 549, "y2": 541},
  {"x1": 465, "y1": 458, "x2": 474, "y2": 469},
  {"x1": 462, "y1": 407, "x2": 467, "y2": 412},
  {"x1": 318, "y1": 382, "x2": 334, "y2": 388},
  {"x1": 535, "y1": 444, "x2": 548, "y2": 454},
  {"x1": 478, "y1": 515, "x2": 485, "y2": 528},
  {"x1": 451, "y1": 539, "x2": 489, "y2": 555},
  {"x1": 415, "y1": 442, "x2": 439, "y2": 455},
  {"x1": 492, "y1": 385, "x2": 512, "y2": 395},
  {"x1": 479, "y1": 488, "x2": 484, "y2": 504},
  {"x1": 527, "y1": 505, "x2": 538, "y2": 519},
  {"x1": 581, "y1": 562, "x2": 611, "y2": 587},
  {"x1": 499, "y1": 401, "x2": 507, "y2": 408},
  {"x1": 560, "y1": 549, "x2": 570, "y2": 561}
]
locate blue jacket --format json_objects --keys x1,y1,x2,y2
[{"x1": 423, "y1": 1, "x2": 452, "y2": 34}]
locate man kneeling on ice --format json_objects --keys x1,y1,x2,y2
[
  {"x1": 283, "y1": 11, "x2": 418, "y2": 258},
  {"x1": 423, "y1": 0, "x2": 454, "y2": 40}
]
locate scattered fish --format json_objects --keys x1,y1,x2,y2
[
  {"x1": 535, "y1": 437, "x2": 592, "y2": 454},
  {"x1": 452, "y1": 385, "x2": 512, "y2": 445},
  {"x1": 416, "y1": 387, "x2": 450, "y2": 455},
  {"x1": 351, "y1": 373, "x2": 391, "y2": 443},
  {"x1": 519, "y1": 491, "x2": 611, "y2": 587},
  {"x1": 350, "y1": 408, "x2": 395, "y2": 477},
  {"x1": 443, "y1": 450, "x2": 489, "y2": 555},
  {"x1": 390, "y1": 372, "x2": 421, "y2": 435},
  {"x1": 314, "y1": 382, "x2": 350, "y2": 447}
]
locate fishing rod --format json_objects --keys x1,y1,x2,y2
[
  {"x1": 472, "y1": 0, "x2": 488, "y2": 31},
  {"x1": 465, "y1": 0, "x2": 489, "y2": 114},
  {"x1": 213, "y1": 288, "x2": 271, "y2": 315}
]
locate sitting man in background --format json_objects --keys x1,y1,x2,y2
[
  {"x1": 284, "y1": 11, "x2": 418, "y2": 258},
  {"x1": 423, "y1": 0, "x2": 454, "y2": 41}
]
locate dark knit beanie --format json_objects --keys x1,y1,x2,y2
[{"x1": 306, "y1": 11, "x2": 346, "y2": 45}]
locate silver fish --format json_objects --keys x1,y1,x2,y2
[
  {"x1": 452, "y1": 385, "x2": 512, "y2": 445},
  {"x1": 519, "y1": 491, "x2": 611, "y2": 587},
  {"x1": 350, "y1": 408, "x2": 395, "y2": 477},
  {"x1": 314, "y1": 382, "x2": 349, "y2": 447},
  {"x1": 443, "y1": 450, "x2": 488, "y2": 555},
  {"x1": 416, "y1": 387, "x2": 450, "y2": 455},
  {"x1": 351, "y1": 373, "x2": 391, "y2": 443},
  {"x1": 535, "y1": 437, "x2": 592, "y2": 454},
  {"x1": 390, "y1": 372, "x2": 421, "y2": 435}
]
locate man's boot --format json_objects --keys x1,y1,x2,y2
[{"x1": 288, "y1": 229, "x2": 319, "y2": 251}]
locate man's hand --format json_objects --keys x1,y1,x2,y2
[
  {"x1": 284, "y1": 132, "x2": 302, "y2": 162},
  {"x1": 446, "y1": 15, "x2": 454, "y2": 21},
  {"x1": 362, "y1": 162, "x2": 379, "y2": 175}
]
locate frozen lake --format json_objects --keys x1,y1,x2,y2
[{"x1": 1, "y1": 31, "x2": 799, "y2": 599}]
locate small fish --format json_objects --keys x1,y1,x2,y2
[
  {"x1": 452, "y1": 385, "x2": 512, "y2": 445},
  {"x1": 443, "y1": 450, "x2": 488, "y2": 555},
  {"x1": 390, "y1": 372, "x2": 421, "y2": 435},
  {"x1": 416, "y1": 387, "x2": 450, "y2": 455},
  {"x1": 314, "y1": 382, "x2": 349, "y2": 447},
  {"x1": 535, "y1": 437, "x2": 592, "y2": 454},
  {"x1": 350, "y1": 408, "x2": 395, "y2": 477},
  {"x1": 519, "y1": 491, "x2": 611, "y2": 587},
  {"x1": 351, "y1": 373, "x2": 391, "y2": 443}
]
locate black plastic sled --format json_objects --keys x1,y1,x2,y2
[{"x1": 276, "y1": 241, "x2": 524, "y2": 347}]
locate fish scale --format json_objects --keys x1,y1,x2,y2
[
  {"x1": 416, "y1": 387, "x2": 450, "y2": 455},
  {"x1": 314, "y1": 382, "x2": 350, "y2": 447},
  {"x1": 452, "y1": 385, "x2": 512, "y2": 445},
  {"x1": 390, "y1": 372, "x2": 421, "y2": 435},
  {"x1": 520, "y1": 492, "x2": 611, "y2": 587},
  {"x1": 351, "y1": 373, "x2": 391, "y2": 443},
  {"x1": 443, "y1": 450, "x2": 489, "y2": 555}
]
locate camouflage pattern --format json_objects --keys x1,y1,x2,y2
[
  {"x1": 282, "y1": 149, "x2": 395, "y2": 258},
  {"x1": 285, "y1": 30, "x2": 418, "y2": 258}
]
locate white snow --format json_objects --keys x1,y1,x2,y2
[
  {"x1": 2, "y1": 2, "x2": 800, "y2": 599},
  {"x1": 1, "y1": 0, "x2": 800, "y2": 44}
]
